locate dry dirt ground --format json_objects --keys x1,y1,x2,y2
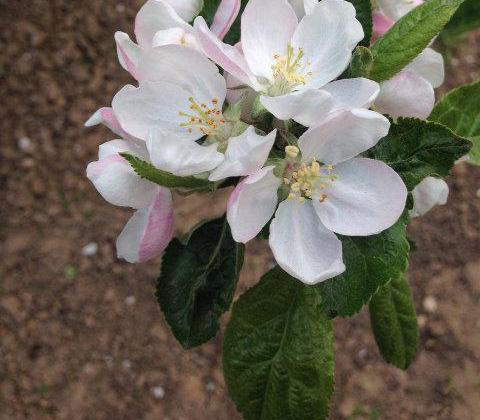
[{"x1": 1, "y1": 1, "x2": 480, "y2": 419}]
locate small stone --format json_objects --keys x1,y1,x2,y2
[
  {"x1": 476, "y1": 189, "x2": 480, "y2": 199},
  {"x1": 423, "y1": 296, "x2": 437, "y2": 313},
  {"x1": 18, "y1": 136, "x2": 32, "y2": 151},
  {"x1": 417, "y1": 314, "x2": 428, "y2": 328},
  {"x1": 81, "y1": 242, "x2": 98, "y2": 257},
  {"x1": 122, "y1": 360, "x2": 132, "y2": 369},
  {"x1": 152, "y1": 386, "x2": 165, "y2": 399},
  {"x1": 206, "y1": 382, "x2": 215, "y2": 392},
  {"x1": 116, "y1": 3, "x2": 125, "y2": 12},
  {"x1": 125, "y1": 296, "x2": 136, "y2": 306}
]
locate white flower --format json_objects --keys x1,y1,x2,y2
[
  {"x1": 411, "y1": 177, "x2": 449, "y2": 217},
  {"x1": 194, "y1": 0, "x2": 381, "y2": 126},
  {"x1": 110, "y1": 45, "x2": 276, "y2": 181},
  {"x1": 86, "y1": 139, "x2": 174, "y2": 263},
  {"x1": 227, "y1": 112, "x2": 406, "y2": 284},
  {"x1": 115, "y1": 0, "x2": 241, "y2": 79},
  {"x1": 377, "y1": 0, "x2": 424, "y2": 22}
]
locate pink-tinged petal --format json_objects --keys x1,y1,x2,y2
[
  {"x1": 227, "y1": 166, "x2": 281, "y2": 243},
  {"x1": 194, "y1": 17, "x2": 260, "y2": 90},
  {"x1": 313, "y1": 158, "x2": 407, "y2": 236},
  {"x1": 114, "y1": 32, "x2": 141, "y2": 79},
  {"x1": 137, "y1": 45, "x2": 226, "y2": 105},
  {"x1": 377, "y1": 0, "x2": 423, "y2": 21},
  {"x1": 292, "y1": 0, "x2": 364, "y2": 89},
  {"x1": 260, "y1": 89, "x2": 334, "y2": 126},
  {"x1": 269, "y1": 199, "x2": 345, "y2": 284},
  {"x1": 371, "y1": 12, "x2": 394, "y2": 43},
  {"x1": 97, "y1": 138, "x2": 149, "y2": 160},
  {"x1": 85, "y1": 107, "x2": 137, "y2": 141},
  {"x1": 375, "y1": 70, "x2": 435, "y2": 119},
  {"x1": 322, "y1": 78, "x2": 380, "y2": 111},
  {"x1": 411, "y1": 177, "x2": 449, "y2": 217},
  {"x1": 211, "y1": 0, "x2": 241, "y2": 40},
  {"x1": 298, "y1": 109, "x2": 390, "y2": 165},
  {"x1": 87, "y1": 143, "x2": 158, "y2": 209},
  {"x1": 117, "y1": 188, "x2": 174, "y2": 263},
  {"x1": 209, "y1": 127, "x2": 277, "y2": 181},
  {"x1": 135, "y1": 0, "x2": 191, "y2": 47},
  {"x1": 241, "y1": 0, "x2": 298, "y2": 81},
  {"x1": 407, "y1": 48, "x2": 444, "y2": 88},
  {"x1": 163, "y1": 0, "x2": 203, "y2": 22},
  {"x1": 147, "y1": 130, "x2": 224, "y2": 176}
]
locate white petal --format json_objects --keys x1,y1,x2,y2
[
  {"x1": 322, "y1": 78, "x2": 380, "y2": 111},
  {"x1": 411, "y1": 177, "x2": 449, "y2": 217},
  {"x1": 313, "y1": 158, "x2": 407, "y2": 236},
  {"x1": 377, "y1": 0, "x2": 423, "y2": 21},
  {"x1": 137, "y1": 45, "x2": 226, "y2": 105},
  {"x1": 375, "y1": 70, "x2": 434, "y2": 119},
  {"x1": 135, "y1": 0, "x2": 191, "y2": 47},
  {"x1": 114, "y1": 32, "x2": 141, "y2": 79},
  {"x1": 117, "y1": 188, "x2": 174, "y2": 263},
  {"x1": 112, "y1": 82, "x2": 199, "y2": 141},
  {"x1": 241, "y1": 0, "x2": 298, "y2": 81},
  {"x1": 85, "y1": 107, "x2": 136, "y2": 140},
  {"x1": 163, "y1": 0, "x2": 203, "y2": 22},
  {"x1": 269, "y1": 200, "x2": 345, "y2": 284},
  {"x1": 87, "y1": 142, "x2": 158, "y2": 209},
  {"x1": 292, "y1": 0, "x2": 364, "y2": 89},
  {"x1": 298, "y1": 109, "x2": 390, "y2": 165},
  {"x1": 260, "y1": 89, "x2": 334, "y2": 126},
  {"x1": 227, "y1": 166, "x2": 281, "y2": 243},
  {"x1": 211, "y1": 0, "x2": 241, "y2": 40},
  {"x1": 194, "y1": 16, "x2": 261, "y2": 90},
  {"x1": 98, "y1": 138, "x2": 149, "y2": 160},
  {"x1": 151, "y1": 27, "x2": 194, "y2": 48},
  {"x1": 209, "y1": 127, "x2": 277, "y2": 181},
  {"x1": 406, "y1": 48, "x2": 444, "y2": 88},
  {"x1": 147, "y1": 130, "x2": 224, "y2": 176}
]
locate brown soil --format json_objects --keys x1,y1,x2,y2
[{"x1": 1, "y1": 1, "x2": 479, "y2": 419}]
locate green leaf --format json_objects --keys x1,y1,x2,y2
[
  {"x1": 156, "y1": 216, "x2": 244, "y2": 349},
  {"x1": 430, "y1": 80, "x2": 480, "y2": 165},
  {"x1": 224, "y1": 267, "x2": 334, "y2": 420},
  {"x1": 121, "y1": 153, "x2": 212, "y2": 190},
  {"x1": 200, "y1": 0, "x2": 248, "y2": 45},
  {"x1": 443, "y1": 0, "x2": 480, "y2": 36},
  {"x1": 370, "y1": 0, "x2": 465, "y2": 82},
  {"x1": 369, "y1": 274, "x2": 419, "y2": 370},
  {"x1": 367, "y1": 118, "x2": 471, "y2": 190},
  {"x1": 318, "y1": 213, "x2": 410, "y2": 318},
  {"x1": 344, "y1": 46, "x2": 374, "y2": 78},
  {"x1": 346, "y1": 0, "x2": 373, "y2": 46}
]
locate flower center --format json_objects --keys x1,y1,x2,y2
[
  {"x1": 178, "y1": 97, "x2": 226, "y2": 136},
  {"x1": 282, "y1": 146, "x2": 336, "y2": 204},
  {"x1": 269, "y1": 45, "x2": 312, "y2": 95}
]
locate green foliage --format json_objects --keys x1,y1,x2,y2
[
  {"x1": 223, "y1": 267, "x2": 334, "y2": 420},
  {"x1": 369, "y1": 275, "x2": 419, "y2": 370},
  {"x1": 346, "y1": 0, "x2": 373, "y2": 46},
  {"x1": 430, "y1": 81, "x2": 480, "y2": 165},
  {"x1": 344, "y1": 46, "x2": 374, "y2": 78},
  {"x1": 443, "y1": 0, "x2": 480, "y2": 36},
  {"x1": 156, "y1": 217, "x2": 244, "y2": 349},
  {"x1": 318, "y1": 213, "x2": 410, "y2": 318},
  {"x1": 121, "y1": 153, "x2": 212, "y2": 191},
  {"x1": 370, "y1": 0, "x2": 465, "y2": 82},
  {"x1": 367, "y1": 118, "x2": 471, "y2": 190}
]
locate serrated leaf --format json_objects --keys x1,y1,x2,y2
[
  {"x1": 443, "y1": 0, "x2": 480, "y2": 36},
  {"x1": 367, "y1": 118, "x2": 471, "y2": 190},
  {"x1": 223, "y1": 267, "x2": 334, "y2": 420},
  {"x1": 156, "y1": 216, "x2": 244, "y2": 349},
  {"x1": 430, "y1": 80, "x2": 480, "y2": 165},
  {"x1": 346, "y1": 0, "x2": 373, "y2": 46},
  {"x1": 370, "y1": 0, "x2": 465, "y2": 82},
  {"x1": 200, "y1": 0, "x2": 248, "y2": 45},
  {"x1": 369, "y1": 274, "x2": 419, "y2": 370},
  {"x1": 317, "y1": 213, "x2": 410, "y2": 318},
  {"x1": 121, "y1": 153, "x2": 212, "y2": 190}
]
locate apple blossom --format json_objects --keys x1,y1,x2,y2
[
  {"x1": 86, "y1": 139, "x2": 174, "y2": 263},
  {"x1": 227, "y1": 111, "x2": 406, "y2": 284},
  {"x1": 195, "y1": 0, "x2": 381, "y2": 126},
  {"x1": 110, "y1": 45, "x2": 276, "y2": 181},
  {"x1": 411, "y1": 177, "x2": 449, "y2": 217}
]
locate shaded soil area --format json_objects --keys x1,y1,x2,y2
[{"x1": 1, "y1": 1, "x2": 479, "y2": 419}]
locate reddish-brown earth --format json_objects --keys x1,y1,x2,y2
[{"x1": 1, "y1": 1, "x2": 479, "y2": 419}]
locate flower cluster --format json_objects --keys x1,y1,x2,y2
[{"x1": 86, "y1": 0, "x2": 414, "y2": 284}]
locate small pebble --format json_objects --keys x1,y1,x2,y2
[
  {"x1": 18, "y1": 136, "x2": 32, "y2": 151},
  {"x1": 206, "y1": 382, "x2": 215, "y2": 392},
  {"x1": 116, "y1": 3, "x2": 125, "y2": 12},
  {"x1": 476, "y1": 189, "x2": 480, "y2": 199},
  {"x1": 152, "y1": 386, "x2": 165, "y2": 399},
  {"x1": 122, "y1": 359, "x2": 132, "y2": 369},
  {"x1": 125, "y1": 296, "x2": 136, "y2": 306},
  {"x1": 423, "y1": 296, "x2": 438, "y2": 313},
  {"x1": 81, "y1": 242, "x2": 98, "y2": 257}
]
